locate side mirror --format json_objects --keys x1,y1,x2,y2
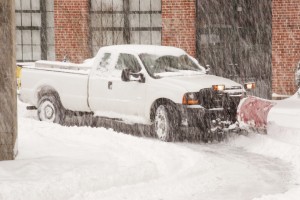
[
  {"x1": 138, "y1": 73, "x2": 146, "y2": 83},
  {"x1": 121, "y1": 69, "x2": 145, "y2": 83},
  {"x1": 121, "y1": 68, "x2": 131, "y2": 82}
]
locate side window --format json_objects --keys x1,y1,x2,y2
[
  {"x1": 97, "y1": 53, "x2": 111, "y2": 71},
  {"x1": 115, "y1": 54, "x2": 141, "y2": 73}
]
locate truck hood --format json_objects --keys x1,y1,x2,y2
[{"x1": 161, "y1": 74, "x2": 243, "y2": 92}]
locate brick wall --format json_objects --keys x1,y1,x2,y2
[
  {"x1": 161, "y1": 0, "x2": 196, "y2": 57},
  {"x1": 54, "y1": 0, "x2": 90, "y2": 63},
  {"x1": 272, "y1": 0, "x2": 300, "y2": 95}
]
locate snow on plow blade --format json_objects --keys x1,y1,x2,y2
[{"x1": 237, "y1": 96, "x2": 276, "y2": 133}]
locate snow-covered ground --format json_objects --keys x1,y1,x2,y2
[{"x1": 0, "y1": 101, "x2": 299, "y2": 200}]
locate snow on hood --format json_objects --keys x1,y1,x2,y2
[{"x1": 161, "y1": 74, "x2": 243, "y2": 92}]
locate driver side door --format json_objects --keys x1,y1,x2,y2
[{"x1": 108, "y1": 53, "x2": 147, "y2": 121}]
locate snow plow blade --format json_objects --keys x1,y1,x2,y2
[{"x1": 237, "y1": 96, "x2": 276, "y2": 133}]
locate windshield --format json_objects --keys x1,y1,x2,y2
[{"x1": 139, "y1": 53, "x2": 205, "y2": 78}]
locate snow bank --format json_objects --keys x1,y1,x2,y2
[{"x1": 267, "y1": 92, "x2": 300, "y2": 132}]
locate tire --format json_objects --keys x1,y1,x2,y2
[
  {"x1": 197, "y1": 113, "x2": 212, "y2": 143},
  {"x1": 37, "y1": 95, "x2": 65, "y2": 124},
  {"x1": 154, "y1": 104, "x2": 179, "y2": 142}
]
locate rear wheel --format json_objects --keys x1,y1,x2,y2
[
  {"x1": 37, "y1": 95, "x2": 65, "y2": 124},
  {"x1": 154, "y1": 104, "x2": 179, "y2": 142}
]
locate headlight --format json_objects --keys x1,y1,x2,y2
[
  {"x1": 212, "y1": 85, "x2": 225, "y2": 91},
  {"x1": 182, "y1": 92, "x2": 199, "y2": 105},
  {"x1": 244, "y1": 82, "x2": 256, "y2": 90}
]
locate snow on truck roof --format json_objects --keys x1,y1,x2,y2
[{"x1": 99, "y1": 45, "x2": 187, "y2": 56}]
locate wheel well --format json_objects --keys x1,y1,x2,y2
[
  {"x1": 37, "y1": 86, "x2": 61, "y2": 104},
  {"x1": 150, "y1": 98, "x2": 179, "y2": 122}
]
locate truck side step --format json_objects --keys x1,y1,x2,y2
[{"x1": 26, "y1": 106, "x2": 37, "y2": 110}]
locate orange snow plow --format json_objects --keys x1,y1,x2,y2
[{"x1": 237, "y1": 96, "x2": 276, "y2": 133}]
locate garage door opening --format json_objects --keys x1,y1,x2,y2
[{"x1": 196, "y1": 0, "x2": 272, "y2": 99}]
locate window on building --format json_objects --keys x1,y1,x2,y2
[
  {"x1": 90, "y1": 0, "x2": 162, "y2": 56},
  {"x1": 15, "y1": 0, "x2": 55, "y2": 62}
]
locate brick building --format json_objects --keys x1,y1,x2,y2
[{"x1": 15, "y1": 0, "x2": 300, "y2": 98}]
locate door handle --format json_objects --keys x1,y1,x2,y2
[{"x1": 108, "y1": 81, "x2": 112, "y2": 90}]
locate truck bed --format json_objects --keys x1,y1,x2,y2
[
  {"x1": 20, "y1": 66, "x2": 91, "y2": 112},
  {"x1": 35, "y1": 60, "x2": 93, "y2": 72}
]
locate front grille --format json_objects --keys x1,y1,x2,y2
[
  {"x1": 198, "y1": 88, "x2": 242, "y2": 122},
  {"x1": 225, "y1": 86, "x2": 242, "y2": 90},
  {"x1": 198, "y1": 87, "x2": 243, "y2": 110},
  {"x1": 198, "y1": 89, "x2": 227, "y2": 109},
  {"x1": 224, "y1": 86, "x2": 244, "y2": 97}
]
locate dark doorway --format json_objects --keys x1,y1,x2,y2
[{"x1": 196, "y1": 0, "x2": 272, "y2": 99}]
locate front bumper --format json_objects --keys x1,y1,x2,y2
[
  {"x1": 177, "y1": 105, "x2": 229, "y2": 126},
  {"x1": 176, "y1": 96, "x2": 241, "y2": 133}
]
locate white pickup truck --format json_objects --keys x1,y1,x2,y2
[{"x1": 20, "y1": 45, "x2": 246, "y2": 141}]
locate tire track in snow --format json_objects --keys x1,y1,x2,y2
[{"x1": 68, "y1": 143, "x2": 292, "y2": 200}]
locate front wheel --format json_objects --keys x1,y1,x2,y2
[
  {"x1": 154, "y1": 104, "x2": 178, "y2": 142},
  {"x1": 37, "y1": 95, "x2": 65, "y2": 124}
]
